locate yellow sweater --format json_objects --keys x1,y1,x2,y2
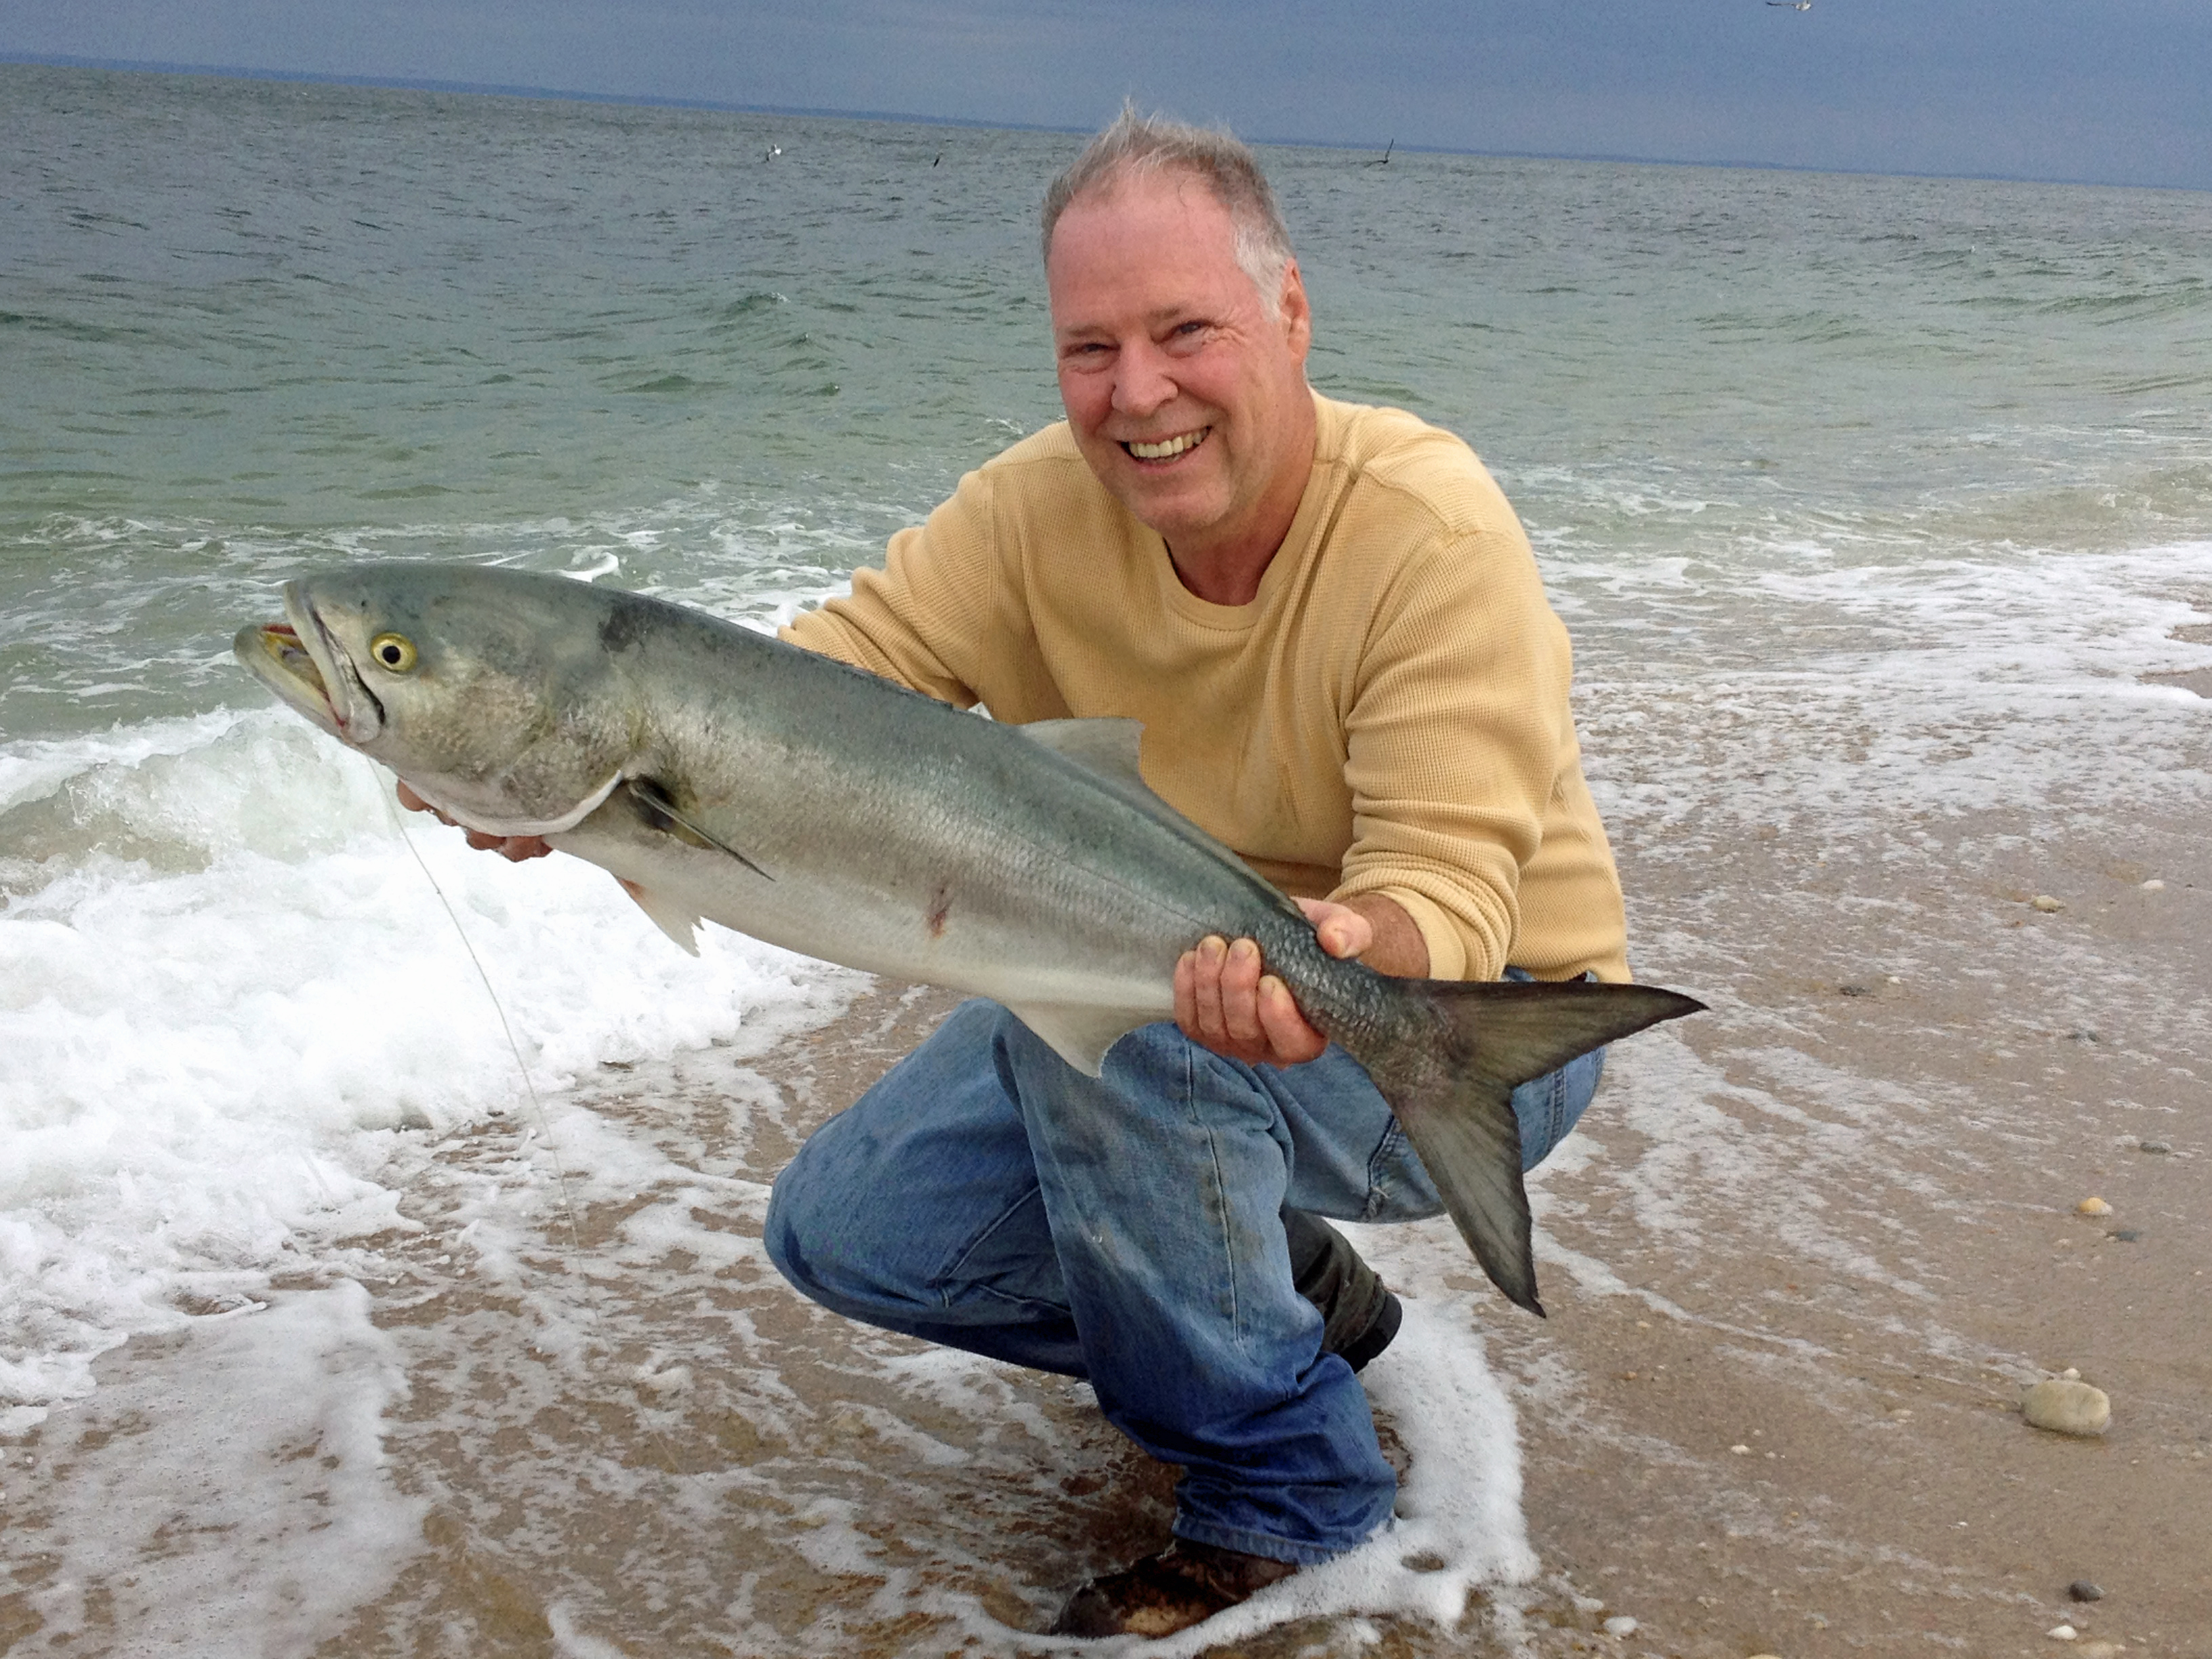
[{"x1": 783, "y1": 393, "x2": 1631, "y2": 984}]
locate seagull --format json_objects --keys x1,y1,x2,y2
[
  {"x1": 764, "y1": 144, "x2": 783, "y2": 161},
  {"x1": 1767, "y1": 1, "x2": 1811, "y2": 9}
]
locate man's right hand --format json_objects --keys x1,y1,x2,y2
[{"x1": 395, "y1": 781, "x2": 552, "y2": 862}]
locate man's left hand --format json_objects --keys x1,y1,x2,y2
[{"x1": 1174, "y1": 897, "x2": 1413, "y2": 1067}]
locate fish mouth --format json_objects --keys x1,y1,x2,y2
[{"x1": 232, "y1": 583, "x2": 384, "y2": 745}]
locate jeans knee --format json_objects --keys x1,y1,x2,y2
[{"x1": 762, "y1": 1162, "x2": 823, "y2": 1298}]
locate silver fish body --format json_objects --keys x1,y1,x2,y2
[{"x1": 237, "y1": 562, "x2": 1700, "y2": 1312}]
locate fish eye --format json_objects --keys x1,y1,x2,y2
[{"x1": 369, "y1": 632, "x2": 418, "y2": 673}]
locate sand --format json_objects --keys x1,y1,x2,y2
[{"x1": 5, "y1": 792, "x2": 2208, "y2": 1657}]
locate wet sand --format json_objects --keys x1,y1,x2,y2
[{"x1": 6, "y1": 794, "x2": 2209, "y2": 1657}]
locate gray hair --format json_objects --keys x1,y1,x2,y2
[{"x1": 1041, "y1": 105, "x2": 1296, "y2": 313}]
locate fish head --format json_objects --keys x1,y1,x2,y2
[{"x1": 235, "y1": 562, "x2": 637, "y2": 837}]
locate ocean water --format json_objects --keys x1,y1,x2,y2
[{"x1": 4, "y1": 62, "x2": 2211, "y2": 1654}]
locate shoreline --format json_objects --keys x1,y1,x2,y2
[{"x1": 5, "y1": 797, "x2": 2209, "y2": 1656}]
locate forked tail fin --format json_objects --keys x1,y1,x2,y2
[{"x1": 1345, "y1": 979, "x2": 1703, "y2": 1316}]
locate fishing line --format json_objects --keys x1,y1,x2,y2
[{"x1": 375, "y1": 767, "x2": 684, "y2": 1476}]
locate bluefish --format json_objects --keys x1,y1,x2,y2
[{"x1": 237, "y1": 562, "x2": 1700, "y2": 1313}]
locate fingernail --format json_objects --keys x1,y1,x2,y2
[
  {"x1": 1201, "y1": 935, "x2": 1226, "y2": 962},
  {"x1": 1230, "y1": 939, "x2": 1258, "y2": 966}
]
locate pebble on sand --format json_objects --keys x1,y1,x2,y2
[
  {"x1": 2142, "y1": 878, "x2": 2165, "y2": 890},
  {"x1": 2032, "y1": 895, "x2": 2066, "y2": 912},
  {"x1": 2137, "y1": 1140, "x2": 2171, "y2": 1155},
  {"x1": 2068, "y1": 1580, "x2": 2105, "y2": 1602},
  {"x1": 1602, "y1": 1615, "x2": 1639, "y2": 1637},
  {"x1": 2076, "y1": 1197, "x2": 2112, "y2": 1216},
  {"x1": 2023, "y1": 1379, "x2": 2112, "y2": 1437},
  {"x1": 2047, "y1": 1625, "x2": 2077, "y2": 1641}
]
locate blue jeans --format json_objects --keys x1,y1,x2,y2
[{"x1": 764, "y1": 986, "x2": 1603, "y2": 1565}]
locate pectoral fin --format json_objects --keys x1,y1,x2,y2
[
  {"x1": 617, "y1": 876, "x2": 701, "y2": 956},
  {"x1": 625, "y1": 778, "x2": 772, "y2": 881}
]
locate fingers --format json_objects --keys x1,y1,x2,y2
[
  {"x1": 410, "y1": 786, "x2": 547, "y2": 862},
  {"x1": 1256, "y1": 975, "x2": 1328, "y2": 1065},
  {"x1": 1176, "y1": 935, "x2": 1243, "y2": 1052},
  {"x1": 397, "y1": 779, "x2": 455, "y2": 826},
  {"x1": 1174, "y1": 935, "x2": 1327, "y2": 1067},
  {"x1": 1294, "y1": 896, "x2": 1374, "y2": 960}
]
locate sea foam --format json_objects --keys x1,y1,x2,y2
[{"x1": 0, "y1": 708, "x2": 855, "y2": 1427}]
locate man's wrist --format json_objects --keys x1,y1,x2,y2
[{"x1": 1336, "y1": 894, "x2": 1428, "y2": 978}]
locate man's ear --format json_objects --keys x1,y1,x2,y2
[{"x1": 1277, "y1": 260, "x2": 1313, "y2": 360}]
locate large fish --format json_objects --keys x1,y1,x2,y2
[{"x1": 236, "y1": 562, "x2": 1700, "y2": 1313}]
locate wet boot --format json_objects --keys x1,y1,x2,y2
[
  {"x1": 1048, "y1": 1539, "x2": 1299, "y2": 1637},
  {"x1": 1283, "y1": 1208, "x2": 1401, "y2": 1372}
]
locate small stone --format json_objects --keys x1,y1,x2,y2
[
  {"x1": 2076, "y1": 1197, "x2": 2112, "y2": 1216},
  {"x1": 2142, "y1": 878, "x2": 2165, "y2": 890},
  {"x1": 1839, "y1": 982, "x2": 1872, "y2": 996},
  {"x1": 2079, "y1": 1642, "x2": 2125, "y2": 1659},
  {"x1": 2138, "y1": 1140, "x2": 2171, "y2": 1155},
  {"x1": 2032, "y1": 895, "x2": 2066, "y2": 912},
  {"x1": 2048, "y1": 1626, "x2": 2078, "y2": 1641},
  {"x1": 2110, "y1": 1229, "x2": 2141, "y2": 1242},
  {"x1": 1730, "y1": 1443, "x2": 1752, "y2": 1454},
  {"x1": 1602, "y1": 1615, "x2": 1639, "y2": 1637},
  {"x1": 2023, "y1": 1379, "x2": 2112, "y2": 1437},
  {"x1": 2068, "y1": 1580, "x2": 2105, "y2": 1602},
  {"x1": 2061, "y1": 1367, "x2": 2081, "y2": 1379}
]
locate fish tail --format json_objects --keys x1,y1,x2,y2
[{"x1": 1340, "y1": 978, "x2": 1702, "y2": 1316}]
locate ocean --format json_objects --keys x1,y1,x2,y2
[{"x1": 3, "y1": 62, "x2": 2210, "y2": 1656}]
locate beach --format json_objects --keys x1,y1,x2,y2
[
  {"x1": 5, "y1": 64, "x2": 2212, "y2": 1658},
  {"x1": 7, "y1": 785, "x2": 2209, "y2": 1656}
]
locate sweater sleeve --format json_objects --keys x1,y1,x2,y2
[
  {"x1": 779, "y1": 465, "x2": 1003, "y2": 705},
  {"x1": 1328, "y1": 517, "x2": 1572, "y2": 982}
]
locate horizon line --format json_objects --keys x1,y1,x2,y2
[{"x1": 4, "y1": 50, "x2": 2202, "y2": 199}]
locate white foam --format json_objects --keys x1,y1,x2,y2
[
  {"x1": 18, "y1": 1280, "x2": 426, "y2": 1656},
  {"x1": 0, "y1": 710, "x2": 857, "y2": 1425}
]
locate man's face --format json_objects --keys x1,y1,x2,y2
[{"x1": 1046, "y1": 173, "x2": 1313, "y2": 567}]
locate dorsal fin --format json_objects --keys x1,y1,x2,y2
[{"x1": 1016, "y1": 718, "x2": 1151, "y2": 790}]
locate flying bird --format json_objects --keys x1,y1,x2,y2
[{"x1": 1767, "y1": 1, "x2": 1811, "y2": 9}]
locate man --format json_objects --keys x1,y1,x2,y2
[{"x1": 417, "y1": 110, "x2": 1629, "y2": 1639}]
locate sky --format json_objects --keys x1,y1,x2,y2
[{"x1": 3, "y1": 0, "x2": 2210, "y2": 192}]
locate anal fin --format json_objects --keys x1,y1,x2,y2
[
  {"x1": 1001, "y1": 1001, "x2": 1159, "y2": 1077},
  {"x1": 617, "y1": 876, "x2": 701, "y2": 956}
]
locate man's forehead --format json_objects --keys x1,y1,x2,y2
[{"x1": 1047, "y1": 173, "x2": 1252, "y2": 320}]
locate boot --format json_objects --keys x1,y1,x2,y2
[
  {"x1": 1283, "y1": 1208, "x2": 1401, "y2": 1372},
  {"x1": 1048, "y1": 1538, "x2": 1298, "y2": 1637}
]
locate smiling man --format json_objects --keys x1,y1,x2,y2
[
  {"x1": 753, "y1": 110, "x2": 1633, "y2": 1638},
  {"x1": 415, "y1": 106, "x2": 1629, "y2": 1638}
]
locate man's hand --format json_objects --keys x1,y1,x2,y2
[
  {"x1": 394, "y1": 781, "x2": 552, "y2": 863},
  {"x1": 1174, "y1": 895, "x2": 1426, "y2": 1067}
]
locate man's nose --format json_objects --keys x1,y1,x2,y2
[{"x1": 1110, "y1": 340, "x2": 1176, "y2": 417}]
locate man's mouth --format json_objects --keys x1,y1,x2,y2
[{"x1": 1122, "y1": 427, "x2": 1210, "y2": 462}]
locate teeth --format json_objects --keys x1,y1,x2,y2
[{"x1": 1126, "y1": 429, "x2": 1207, "y2": 461}]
